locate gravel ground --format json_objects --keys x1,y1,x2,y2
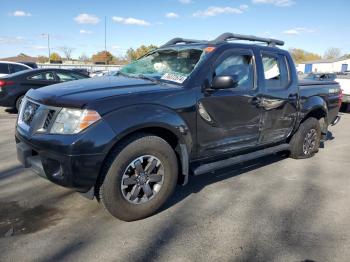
[{"x1": 0, "y1": 107, "x2": 350, "y2": 262}]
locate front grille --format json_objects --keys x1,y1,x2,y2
[
  {"x1": 22, "y1": 101, "x2": 40, "y2": 126},
  {"x1": 43, "y1": 110, "x2": 56, "y2": 129}
]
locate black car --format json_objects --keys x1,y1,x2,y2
[
  {"x1": 19, "y1": 62, "x2": 38, "y2": 69},
  {"x1": 16, "y1": 33, "x2": 341, "y2": 221},
  {"x1": 303, "y1": 73, "x2": 336, "y2": 81},
  {"x1": 0, "y1": 68, "x2": 89, "y2": 110}
]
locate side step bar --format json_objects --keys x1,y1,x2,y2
[{"x1": 193, "y1": 144, "x2": 290, "y2": 176}]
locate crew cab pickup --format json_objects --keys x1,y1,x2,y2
[{"x1": 15, "y1": 33, "x2": 341, "y2": 221}]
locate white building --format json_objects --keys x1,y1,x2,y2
[{"x1": 297, "y1": 57, "x2": 350, "y2": 74}]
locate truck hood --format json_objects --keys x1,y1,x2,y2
[{"x1": 27, "y1": 76, "x2": 178, "y2": 108}]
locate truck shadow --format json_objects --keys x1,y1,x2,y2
[{"x1": 161, "y1": 152, "x2": 287, "y2": 213}]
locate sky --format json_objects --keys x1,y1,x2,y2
[{"x1": 0, "y1": 0, "x2": 349, "y2": 59}]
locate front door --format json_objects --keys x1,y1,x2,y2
[
  {"x1": 196, "y1": 49, "x2": 261, "y2": 159},
  {"x1": 258, "y1": 52, "x2": 299, "y2": 144}
]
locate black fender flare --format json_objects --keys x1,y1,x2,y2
[
  {"x1": 103, "y1": 104, "x2": 193, "y2": 185},
  {"x1": 299, "y1": 96, "x2": 328, "y2": 133}
]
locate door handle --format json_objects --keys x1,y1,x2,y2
[{"x1": 288, "y1": 93, "x2": 298, "y2": 101}]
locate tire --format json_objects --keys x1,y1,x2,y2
[
  {"x1": 15, "y1": 95, "x2": 24, "y2": 112},
  {"x1": 289, "y1": 117, "x2": 321, "y2": 159},
  {"x1": 99, "y1": 134, "x2": 178, "y2": 221}
]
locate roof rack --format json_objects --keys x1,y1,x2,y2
[
  {"x1": 211, "y1": 32, "x2": 284, "y2": 47},
  {"x1": 160, "y1": 37, "x2": 207, "y2": 48}
]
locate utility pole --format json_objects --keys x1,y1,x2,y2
[
  {"x1": 104, "y1": 16, "x2": 107, "y2": 65},
  {"x1": 42, "y1": 33, "x2": 50, "y2": 63}
]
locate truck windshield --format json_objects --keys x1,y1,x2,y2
[{"x1": 119, "y1": 47, "x2": 206, "y2": 84}]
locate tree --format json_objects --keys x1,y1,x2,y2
[
  {"x1": 49, "y1": 52, "x2": 62, "y2": 62},
  {"x1": 91, "y1": 51, "x2": 114, "y2": 64},
  {"x1": 323, "y1": 47, "x2": 342, "y2": 59},
  {"x1": 59, "y1": 46, "x2": 75, "y2": 60},
  {"x1": 37, "y1": 55, "x2": 49, "y2": 63},
  {"x1": 126, "y1": 44, "x2": 158, "y2": 61},
  {"x1": 78, "y1": 53, "x2": 90, "y2": 63},
  {"x1": 289, "y1": 48, "x2": 321, "y2": 64}
]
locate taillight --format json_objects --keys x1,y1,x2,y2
[
  {"x1": 0, "y1": 80, "x2": 14, "y2": 89},
  {"x1": 339, "y1": 89, "x2": 343, "y2": 108}
]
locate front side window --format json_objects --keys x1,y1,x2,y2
[
  {"x1": 119, "y1": 47, "x2": 207, "y2": 84},
  {"x1": 262, "y1": 54, "x2": 289, "y2": 89},
  {"x1": 56, "y1": 72, "x2": 76, "y2": 82},
  {"x1": 214, "y1": 53, "x2": 254, "y2": 90}
]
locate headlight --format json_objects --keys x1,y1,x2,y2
[{"x1": 50, "y1": 108, "x2": 101, "y2": 134}]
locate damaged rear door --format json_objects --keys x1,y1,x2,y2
[{"x1": 257, "y1": 51, "x2": 299, "y2": 144}]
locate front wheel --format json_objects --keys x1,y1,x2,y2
[
  {"x1": 99, "y1": 134, "x2": 178, "y2": 221},
  {"x1": 289, "y1": 117, "x2": 321, "y2": 159}
]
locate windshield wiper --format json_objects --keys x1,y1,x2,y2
[
  {"x1": 116, "y1": 71, "x2": 131, "y2": 78},
  {"x1": 137, "y1": 74, "x2": 161, "y2": 84}
]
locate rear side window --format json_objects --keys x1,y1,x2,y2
[
  {"x1": 0, "y1": 64, "x2": 10, "y2": 74},
  {"x1": 9, "y1": 64, "x2": 28, "y2": 73},
  {"x1": 262, "y1": 53, "x2": 290, "y2": 89},
  {"x1": 29, "y1": 72, "x2": 55, "y2": 81},
  {"x1": 214, "y1": 53, "x2": 254, "y2": 90}
]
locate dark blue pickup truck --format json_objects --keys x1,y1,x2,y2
[{"x1": 15, "y1": 33, "x2": 341, "y2": 221}]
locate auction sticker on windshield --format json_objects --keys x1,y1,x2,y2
[{"x1": 161, "y1": 73, "x2": 187, "y2": 84}]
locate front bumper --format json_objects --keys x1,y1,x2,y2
[{"x1": 15, "y1": 119, "x2": 117, "y2": 193}]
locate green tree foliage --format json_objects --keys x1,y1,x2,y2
[
  {"x1": 323, "y1": 47, "x2": 342, "y2": 59},
  {"x1": 126, "y1": 45, "x2": 158, "y2": 61},
  {"x1": 49, "y1": 52, "x2": 62, "y2": 62},
  {"x1": 289, "y1": 48, "x2": 321, "y2": 64},
  {"x1": 91, "y1": 51, "x2": 114, "y2": 64}
]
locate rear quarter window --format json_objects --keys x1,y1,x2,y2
[{"x1": 262, "y1": 53, "x2": 290, "y2": 90}]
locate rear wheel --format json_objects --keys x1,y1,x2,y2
[
  {"x1": 15, "y1": 95, "x2": 24, "y2": 112},
  {"x1": 289, "y1": 117, "x2": 321, "y2": 159},
  {"x1": 99, "y1": 134, "x2": 178, "y2": 221}
]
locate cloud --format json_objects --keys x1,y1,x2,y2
[
  {"x1": 80, "y1": 29, "x2": 93, "y2": 34},
  {"x1": 193, "y1": 5, "x2": 248, "y2": 17},
  {"x1": 0, "y1": 36, "x2": 25, "y2": 45},
  {"x1": 252, "y1": 0, "x2": 295, "y2": 7},
  {"x1": 74, "y1": 13, "x2": 100, "y2": 24},
  {"x1": 179, "y1": 0, "x2": 192, "y2": 3},
  {"x1": 111, "y1": 45, "x2": 120, "y2": 49},
  {"x1": 10, "y1": 10, "x2": 31, "y2": 17},
  {"x1": 112, "y1": 16, "x2": 150, "y2": 26},
  {"x1": 283, "y1": 27, "x2": 315, "y2": 35},
  {"x1": 166, "y1": 12, "x2": 179, "y2": 18},
  {"x1": 32, "y1": 45, "x2": 47, "y2": 50}
]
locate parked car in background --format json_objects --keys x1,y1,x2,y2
[
  {"x1": 0, "y1": 68, "x2": 89, "y2": 110},
  {"x1": 19, "y1": 62, "x2": 38, "y2": 69},
  {"x1": 15, "y1": 33, "x2": 341, "y2": 221},
  {"x1": 303, "y1": 73, "x2": 336, "y2": 81},
  {"x1": 72, "y1": 68, "x2": 90, "y2": 77},
  {"x1": 336, "y1": 75, "x2": 350, "y2": 111},
  {"x1": 0, "y1": 61, "x2": 32, "y2": 77},
  {"x1": 90, "y1": 70, "x2": 108, "y2": 77}
]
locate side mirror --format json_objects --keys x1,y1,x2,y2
[{"x1": 211, "y1": 75, "x2": 239, "y2": 90}]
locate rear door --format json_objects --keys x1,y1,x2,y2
[
  {"x1": 196, "y1": 48, "x2": 262, "y2": 158},
  {"x1": 22, "y1": 71, "x2": 59, "y2": 89},
  {"x1": 258, "y1": 52, "x2": 299, "y2": 144}
]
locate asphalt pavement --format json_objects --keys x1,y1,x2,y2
[{"x1": 0, "y1": 107, "x2": 350, "y2": 262}]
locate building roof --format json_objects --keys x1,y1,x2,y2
[
  {"x1": 300, "y1": 57, "x2": 350, "y2": 64},
  {"x1": 0, "y1": 54, "x2": 38, "y2": 63}
]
